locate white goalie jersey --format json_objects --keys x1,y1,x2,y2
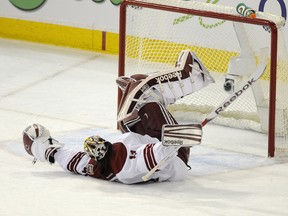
[
  {"x1": 54, "y1": 132, "x2": 189, "y2": 184},
  {"x1": 112, "y1": 132, "x2": 188, "y2": 183}
]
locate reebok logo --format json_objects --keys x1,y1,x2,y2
[
  {"x1": 163, "y1": 139, "x2": 183, "y2": 146},
  {"x1": 155, "y1": 71, "x2": 182, "y2": 83},
  {"x1": 215, "y1": 77, "x2": 257, "y2": 115}
]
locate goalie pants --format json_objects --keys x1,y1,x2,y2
[{"x1": 118, "y1": 102, "x2": 190, "y2": 166}]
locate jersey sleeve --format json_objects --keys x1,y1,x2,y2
[
  {"x1": 54, "y1": 148, "x2": 115, "y2": 180},
  {"x1": 54, "y1": 148, "x2": 91, "y2": 175}
]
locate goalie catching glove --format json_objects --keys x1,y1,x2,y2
[{"x1": 22, "y1": 124, "x2": 64, "y2": 164}]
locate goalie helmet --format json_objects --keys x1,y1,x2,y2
[{"x1": 84, "y1": 135, "x2": 112, "y2": 161}]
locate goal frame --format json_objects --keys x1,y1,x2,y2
[{"x1": 118, "y1": 0, "x2": 279, "y2": 157}]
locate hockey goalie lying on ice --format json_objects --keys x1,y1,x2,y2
[{"x1": 22, "y1": 50, "x2": 214, "y2": 184}]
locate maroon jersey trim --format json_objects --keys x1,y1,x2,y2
[
  {"x1": 143, "y1": 143, "x2": 157, "y2": 171},
  {"x1": 67, "y1": 152, "x2": 86, "y2": 174}
]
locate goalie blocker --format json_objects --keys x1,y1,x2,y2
[{"x1": 162, "y1": 124, "x2": 202, "y2": 147}]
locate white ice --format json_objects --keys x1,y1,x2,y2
[{"x1": 0, "y1": 38, "x2": 287, "y2": 216}]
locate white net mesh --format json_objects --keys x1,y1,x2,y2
[{"x1": 121, "y1": 0, "x2": 288, "y2": 157}]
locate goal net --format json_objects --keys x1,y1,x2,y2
[{"x1": 118, "y1": 0, "x2": 288, "y2": 157}]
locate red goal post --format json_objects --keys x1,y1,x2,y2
[{"x1": 118, "y1": 0, "x2": 288, "y2": 157}]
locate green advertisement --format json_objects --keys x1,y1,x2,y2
[
  {"x1": 8, "y1": 0, "x2": 286, "y2": 23},
  {"x1": 9, "y1": 0, "x2": 123, "y2": 11},
  {"x1": 9, "y1": 0, "x2": 47, "y2": 11}
]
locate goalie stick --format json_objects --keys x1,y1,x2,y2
[
  {"x1": 142, "y1": 63, "x2": 267, "y2": 182},
  {"x1": 142, "y1": 124, "x2": 202, "y2": 181},
  {"x1": 201, "y1": 63, "x2": 267, "y2": 127},
  {"x1": 162, "y1": 63, "x2": 267, "y2": 145}
]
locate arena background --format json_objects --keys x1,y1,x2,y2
[{"x1": 0, "y1": 0, "x2": 287, "y2": 54}]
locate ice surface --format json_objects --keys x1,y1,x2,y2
[{"x1": 0, "y1": 38, "x2": 287, "y2": 216}]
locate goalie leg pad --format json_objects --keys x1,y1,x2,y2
[{"x1": 117, "y1": 50, "x2": 214, "y2": 123}]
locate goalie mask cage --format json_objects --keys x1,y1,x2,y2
[{"x1": 118, "y1": 0, "x2": 288, "y2": 157}]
